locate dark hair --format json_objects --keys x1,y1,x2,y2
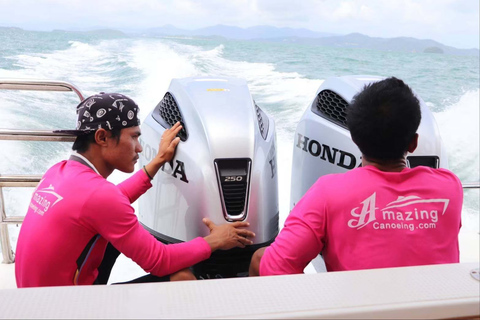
[
  {"x1": 346, "y1": 77, "x2": 421, "y2": 160},
  {"x1": 72, "y1": 128, "x2": 122, "y2": 153}
]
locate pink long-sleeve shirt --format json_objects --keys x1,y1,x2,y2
[
  {"x1": 260, "y1": 165, "x2": 463, "y2": 275},
  {"x1": 16, "y1": 160, "x2": 211, "y2": 287}
]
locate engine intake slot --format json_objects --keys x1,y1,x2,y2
[
  {"x1": 215, "y1": 158, "x2": 251, "y2": 221},
  {"x1": 407, "y1": 155, "x2": 440, "y2": 168}
]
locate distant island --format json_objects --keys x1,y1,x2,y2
[
  {"x1": 145, "y1": 24, "x2": 337, "y2": 40},
  {"x1": 423, "y1": 47, "x2": 444, "y2": 54},
  {"x1": 142, "y1": 25, "x2": 479, "y2": 56},
  {"x1": 1, "y1": 24, "x2": 478, "y2": 56}
]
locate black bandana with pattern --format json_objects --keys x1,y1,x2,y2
[{"x1": 56, "y1": 92, "x2": 140, "y2": 135}]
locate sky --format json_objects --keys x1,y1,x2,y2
[{"x1": 0, "y1": 0, "x2": 479, "y2": 49}]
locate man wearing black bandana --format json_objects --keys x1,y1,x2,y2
[{"x1": 15, "y1": 92, "x2": 255, "y2": 287}]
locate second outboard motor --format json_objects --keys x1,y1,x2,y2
[
  {"x1": 290, "y1": 75, "x2": 449, "y2": 271},
  {"x1": 138, "y1": 76, "x2": 279, "y2": 278}
]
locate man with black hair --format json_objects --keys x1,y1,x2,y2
[
  {"x1": 250, "y1": 77, "x2": 462, "y2": 276},
  {"x1": 16, "y1": 92, "x2": 255, "y2": 287}
]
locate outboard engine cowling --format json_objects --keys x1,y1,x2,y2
[
  {"x1": 290, "y1": 75, "x2": 449, "y2": 272},
  {"x1": 139, "y1": 76, "x2": 279, "y2": 278}
]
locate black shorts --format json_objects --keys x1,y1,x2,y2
[
  {"x1": 95, "y1": 242, "x2": 170, "y2": 285},
  {"x1": 113, "y1": 274, "x2": 171, "y2": 284}
]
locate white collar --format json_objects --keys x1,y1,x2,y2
[{"x1": 71, "y1": 151, "x2": 101, "y2": 176}]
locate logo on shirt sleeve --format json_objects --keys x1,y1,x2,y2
[{"x1": 348, "y1": 193, "x2": 450, "y2": 231}]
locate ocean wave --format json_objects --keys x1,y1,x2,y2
[
  {"x1": 203, "y1": 44, "x2": 225, "y2": 57},
  {"x1": 67, "y1": 40, "x2": 92, "y2": 50},
  {"x1": 434, "y1": 89, "x2": 479, "y2": 182}
]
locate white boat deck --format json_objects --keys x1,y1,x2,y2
[
  {"x1": 0, "y1": 262, "x2": 478, "y2": 319},
  {"x1": 1, "y1": 231, "x2": 478, "y2": 319},
  {"x1": 2, "y1": 230, "x2": 478, "y2": 289},
  {"x1": 0, "y1": 263, "x2": 15, "y2": 289}
]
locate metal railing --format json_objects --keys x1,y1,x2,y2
[
  {"x1": 0, "y1": 79, "x2": 84, "y2": 98},
  {"x1": 0, "y1": 80, "x2": 83, "y2": 263},
  {"x1": 462, "y1": 182, "x2": 480, "y2": 189}
]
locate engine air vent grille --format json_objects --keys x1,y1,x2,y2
[
  {"x1": 312, "y1": 90, "x2": 349, "y2": 128},
  {"x1": 153, "y1": 92, "x2": 188, "y2": 141},
  {"x1": 214, "y1": 159, "x2": 251, "y2": 221},
  {"x1": 222, "y1": 182, "x2": 248, "y2": 215},
  {"x1": 254, "y1": 101, "x2": 269, "y2": 140}
]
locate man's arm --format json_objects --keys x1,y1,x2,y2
[
  {"x1": 117, "y1": 122, "x2": 183, "y2": 203},
  {"x1": 88, "y1": 188, "x2": 254, "y2": 277},
  {"x1": 259, "y1": 185, "x2": 327, "y2": 275}
]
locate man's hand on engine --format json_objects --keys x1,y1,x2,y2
[{"x1": 203, "y1": 218, "x2": 255, "y2": 252}]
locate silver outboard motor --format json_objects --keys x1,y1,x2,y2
[
  {"x1": 290, "y1": 75, "x2": 449, "y2": 271},
  {"x1": 138, "y1": 76, "x2": 279, "y2": 278}
]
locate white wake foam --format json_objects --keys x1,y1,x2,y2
[
  {"x1": 434, "y1": 89, "x2": 480, "y2": 235},
  {"x1": 434, "y1": 89, "x2": 479, "y2": 182}
]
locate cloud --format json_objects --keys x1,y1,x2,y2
[
  {"x1": 306, "y1": 0, "x2": 478, "y2": 48},
  {"x1": 0, "y1": 0, "x2": 478, "y2": 48}
]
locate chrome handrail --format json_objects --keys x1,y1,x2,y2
[
  {"x1": 0, "y1": 175, "x2": 43, "y2": 187},
  {"x1": 0, "y1": 129, "x2": 76, "y2": 142},
  {"x1": 462, "y1": 182, "x2": 480, "y2": 189},
  {"x1": 0, "y1": 79, "x2": 84, "y2": 101},
  {"x1": 0, "y1": 79, "x2": 83, "y2": 263}
]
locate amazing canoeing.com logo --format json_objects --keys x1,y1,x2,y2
[{"x1": 347, "y1": 192, "x2": 449, "y2": 231}]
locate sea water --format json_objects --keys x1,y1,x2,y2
[{"x1": 0, "y1": 29, "x2": 478, "y2": 280}]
